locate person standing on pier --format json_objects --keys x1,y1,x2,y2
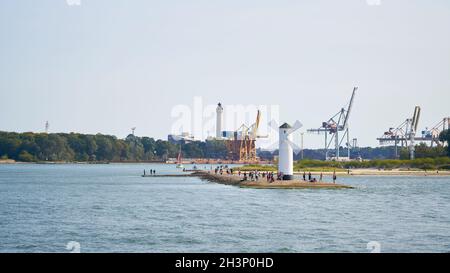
[
  {"x1": 333, "y1": 170, "x2": 337, "y2": 184},
  {"x1": 303, "y1": 172, "x2": 306, "y2": 181},
  {"x1": 320, "y1": 172, "x2": 323, "y2": 182}
]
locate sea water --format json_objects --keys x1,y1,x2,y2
[{"x1": 0, "y1": 164, "x2": 449, "y2": 253}]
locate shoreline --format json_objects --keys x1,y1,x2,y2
[
  {"x1": 1, "y1": 161, "x2": 450, "y2": 176},
  {"x1": 293, "y1": 169, "x2": 450, "y2": 177}
]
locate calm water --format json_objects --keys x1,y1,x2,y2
[{"x1": 0, "y1": 164, "x2": 449, "y2": 253}]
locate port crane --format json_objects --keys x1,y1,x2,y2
[
  {"x1": 378, "y1": 112, "x2": 449, "y2": 159},
  {"x1": 307, "y1": 87, "x2": 358, "y2": 161},
  {"x1": 377, "y1": 106, "x2": 421, "y2": 159},
  {"x1": 226, "y1": 110, "x2": 267, "y2": 162},
  {"x1": 420, "y1": 117, "x2": 450, "y2": 147}
]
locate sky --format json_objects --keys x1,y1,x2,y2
[{"x1": 1, "y1": 0, "x2": 449, "y2": 149}]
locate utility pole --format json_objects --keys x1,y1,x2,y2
[{"x1": 300, "y1": 132, "x2": 304, "y2": 160}]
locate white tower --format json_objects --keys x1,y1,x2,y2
[
  {"x1": 279, "y1": 123, "x2": 294, "y2": 180},
  {"x1": 278, "y1": 121, "x2": 303, "y2": 180},
  {"x1": 216, "y1": 103, "x2": 224, "y2": 139}
]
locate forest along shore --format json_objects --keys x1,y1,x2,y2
[{"x1": 191, "y1": 171, "x2": 354, "y2": 189}]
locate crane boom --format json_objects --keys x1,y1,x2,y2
[
  {"x1": 412, "y1": 106, "x2": 421, "y2": 133},
  {"x1": 252, "y1": 110, "x2": 261, "y2": 137},
  {"x1": 343, "y1": 87, "x2": 357, "y2": 128}
]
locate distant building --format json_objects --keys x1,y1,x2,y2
[
  {"x1": 216, "y1": 103, "x2": 224, "y2": 139},
  {"x1": 168, "y1": 132, "x2": 195, "y2": 144}
]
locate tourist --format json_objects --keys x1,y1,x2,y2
[
  {"x1": 303, "y1": 172, "x2": 306, "y2": 181},
  {"x1": 308, "y1": 172, "x2": 312, "y2": 181},
  {"x1": 333, "y1": 170, "x2": 337, "y2": 184},
  {"x1": 319, "y1": 172, "x2": 323, "y2": 182}
]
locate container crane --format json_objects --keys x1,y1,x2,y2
[
  {"x1": 377, "y1": 106, "x2": 421, "y2": 159},
  {"x1": 307, "y1": 87, "x2": 358, "y2": 161}
]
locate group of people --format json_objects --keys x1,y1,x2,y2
[
  {"x1": 214, "y1": 165, "x2": 234, "y2": 176},
  {"x1": 143, "y1": 169, "x2": 156, "y2": 176},
  {"x1": 238, "y1": 171, "x2": 277, "y2": 183},
  {"x1": 210, "y1": 165, "x2": 338, "y2": 184},
  {"x1": 301, "y1": 171, "x2": 337, "y2": 183},
  {"x1": 302, "y1": 171, "x2": 320, "y2": 183},
  {"x1": 212, "y1": 166, "x2": 278, "y2": 183}
]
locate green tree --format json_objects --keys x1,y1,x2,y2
[
  {"x1": 18, "y1": 151, "x2": 35, "y2": 162},
  {"x1": 141, "y1": 137, "x2": 156, "y2": 160},
  {"x1": 125, "y1": 134, "x2": 145, "y2": 161},
  {"x1": 414, "y1": 143, "x2": 446, "y2": 158},
  {"x1": 95, "y1": 135, "x2": 114, "y2": 161},
  {"x1": 440, "y1": 129, "x2": 450, "y2": 156},
  {"x1": 0, "y1": 133, "x2": 21, "y2": 159}
]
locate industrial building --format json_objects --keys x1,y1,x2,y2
[
  {"x1": 168, "y1": 132, "x2": 195, "y2": 145},
  {"x1": 213, "y1": 102, "x2": 264, "y2": 162}
]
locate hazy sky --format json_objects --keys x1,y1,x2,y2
[{"x1": 1, "y1": 0, "x2": 449, "y2": 148}]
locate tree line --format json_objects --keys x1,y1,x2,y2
[
  {"x1": 0, "y1": 129, "x2": 448, "y2": 163},
  {"x1": 0, "y1": 131, "x2": 226, "y2": 162}
]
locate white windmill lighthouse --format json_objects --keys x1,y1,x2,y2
[{"x1": 278, "y1": 121, "x2": 303, "y2": 180}]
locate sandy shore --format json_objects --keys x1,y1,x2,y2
[
  {"x1": 294, "y1": 169, "x2": 450, "y2": 176},
  {"x1": 0, "y1": 160, "x2": 16, "y2": 164}
]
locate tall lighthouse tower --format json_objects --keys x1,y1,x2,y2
[{"x1": 216, "y1": 103, "x2": 224, "y2": 139}]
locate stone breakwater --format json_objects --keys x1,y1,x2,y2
[{"x1": 191, "y1": 171, "x2": 354, "y2": 189}]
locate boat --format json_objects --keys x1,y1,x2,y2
[{"x1": 176, "y1": 146, "x2": 184, "y2": 169}]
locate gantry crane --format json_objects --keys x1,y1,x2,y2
[
  {"x1": 420, "y1": 117, "x2": 450, "y2": 147},
  {"x1": 307, "y1": 87, "x2": 358, "y2": 161},
  {"x1": 377, "y1": 106, "x2": 421, "y2": 159}
]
